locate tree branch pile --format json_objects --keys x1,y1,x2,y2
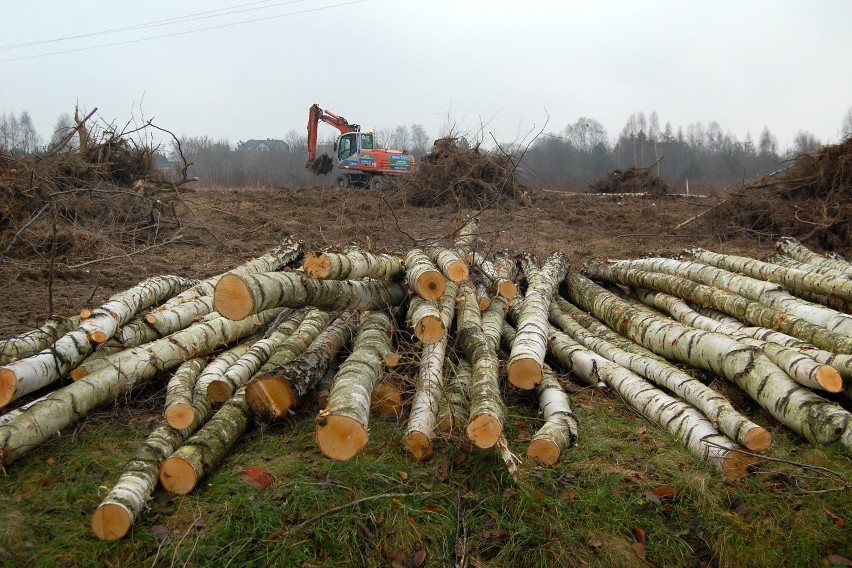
[
  {"x1": 403, "y1": 138, "x2": 526, "y2": 207},
  {"x1": 0, "y1": 108, "x2": 196, "y2": 258},
  {"x1": 1, "y1": 227, "x2": 851, "y2": 542},
  {"x1": 589, "y1": 165, "x2": 670, "y2": 195},
  {"x1": 710, "y1": 138, "x2": 852, "y2": 251}
]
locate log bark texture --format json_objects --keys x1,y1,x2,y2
[
  {"x1": 0, "y1": 316, "x2": 81, "y2": 366},
  {"x1": 302, "y1": 249, "x2": 403, "y2": 280},
  {"x1": 164, "y1": 358, "x2": 207, "y2": 430},
  {"x1": 404, "y1": 249, "x2": 446, "y2": 300}
]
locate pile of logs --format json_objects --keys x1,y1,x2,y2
[{"x1": 1, "y1": 223, "x2": 851, "y2": 542}]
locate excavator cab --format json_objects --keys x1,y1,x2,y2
[{"x1": 336, "y1": 132, "x2": 374, "y2": 161}]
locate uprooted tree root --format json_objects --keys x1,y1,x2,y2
[
  {"x1": 402, "y1": 138, "x2": 527, "y2": 207},
  {"x1": 0, "y1": 111, "x2": 196, "y2": 260},
  {"x1": 710, "y1": 138, "x2": 852, "y2": 252},
  {"x1": 590, "y1": 166, "x2": 670, "y2": 196}
]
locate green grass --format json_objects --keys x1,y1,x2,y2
[{"x1": 1, "y1": 378, "x2": 850, "y2": 568}]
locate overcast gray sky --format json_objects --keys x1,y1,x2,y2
[{"x1": 3, "y1": 0, "x2": 851, "y2": 150}]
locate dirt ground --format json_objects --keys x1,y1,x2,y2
[{"x1": 0, "y1": 185, "x2": 780, "y2": 336}]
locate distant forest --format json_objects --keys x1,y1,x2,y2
[{"x1": 3, "y1": 108, "x2": 851, "y2": 192}]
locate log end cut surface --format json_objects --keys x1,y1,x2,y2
[
  {"x1": 89, "y1": 331, "x2": 108, "y2": 344},
  {"x1": 159, "y1": 456, "x2": 200, "y2": 495},
  {"x1": 245, "y1": 376, "x2": 295, "y2": 421},
  {"x1": 371, "y1": 379, "x2": 403, "y2": 416},
  {"x1": 207, "y1": 381, "x2": 235, "y2": 405},
  {"x1": 446, "y1": 261, "x2": 469, "y2": 283},
  {"x1": 302, "y1": 252, "x2": 331, "y2": 279},
  {"x1": 165, "y1": 402, "x2": 195, "y2": 430},
  {"x1": 69, "y1": 366, "x2": 89, "y2": 380},
  {"x1": 0, "y1": 368, "x2": 17, "y2": 407},
  {"x1": 507, "y1": 358, "x2": 543, "y2": 390},
  {"x1": 415, "y1": 271, "x2": 446, "y2": 301},
  {"x1": 467, "y1": 413, "x2": 502, "y2": 449},
  {"x1": 527, "y1": 439, "x2": 560, "y2": 466},
  {"x1": 402, "y1": 431, "x2": 432, "y2": 459},
  {"x1": 721, "y1": 451, "x2": 758, "y2": 479},
  {"x1": 744, "y1": 426, "x2": 772, "y2": 452},
  {"x1": 213, "y1": 273, "x2": 256, "y2": 321},
  {"x1": 415, "y1": 316, "x2": 446, "y2": 345},
  {"x1": 91, "y1": 503, "x2": 132, "y2": 541},
  {"x1": 316, "y1": 414, "x2": 368, "y2": 461},
  {"x1": 497, "y1": 281, "x2": 518, "y2": 300},
  {"x1": 816, "y1": 366, "x2": 843, "y2": 393}
]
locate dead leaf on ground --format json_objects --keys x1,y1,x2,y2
[
  {"x1": 241, "y1": 466, "x2": 274, "y2": 489},
  {"x1": 825, "y1": 509, "x2": 845, "y2": 526},
  {"x1": 826, "y1": 554, "x2": 852, "y2": 566},
  {"x1": 632, "y1": 541, "x2": 647, "y2": 561},
  {"x1": 413, "y1": 548, "x2": 427, "y2": 566}
]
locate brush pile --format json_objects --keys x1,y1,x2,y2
[
  {"x1": 0, "y1": 110, "x2": 194, "y2": 258},
  {"x1": 404, "y1": 138, "x2": 526, "y2": 207},
  {"x1": 0, "y1": 221, "x2": 851, "y2": 541},
  {"x1": 710, "y1": 138, "x2": 852, "y2": 252},
  {"x1": 590, "y1": 166, "x2": 669, "y2": 195}
]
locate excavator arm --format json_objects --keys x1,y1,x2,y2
[{"x1": 306, "y1": 103, "x2": 360, "y2": 175}]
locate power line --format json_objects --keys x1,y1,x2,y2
[
  {"x1": 0, "y1": 0, "x2": 366, "y2": 63},
  {"x1": 0, "y1": 0, "x2": 313, "y2": 52}
]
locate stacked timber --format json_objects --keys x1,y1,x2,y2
[{"x1": 0, "y1": 228, "x2": 850, "y2": 543}]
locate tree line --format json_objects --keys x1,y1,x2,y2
[{"x1": 3, "y1": 107, "x2": 851, "y2": 191}]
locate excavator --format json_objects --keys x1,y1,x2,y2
[{"x1": 305, "y1": 103, "x2": 414, "y2": 190}]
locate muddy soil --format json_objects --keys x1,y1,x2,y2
[{"x1": 0, "y1": 185, "x2": 768, "y2": 336}]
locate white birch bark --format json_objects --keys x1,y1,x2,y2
[
  {"x1": 192, "y1": 341, "x2": 257, "y2": 406},
  {"x1": 546, "y1": 328, "x2": 754, "y2": 477},
  {"x1": 564, "y1": 272, "x2": 852, "y2": 446},
  {"x1": 470, "y1": 251, "x2": 517, "y2": 300},
  {"x1": 606, "y1": 257, "x2": 852, "y2": 338},
  {"x1": 426, "y1": 245, "x2": 469, "y2": 282},
  {"x1": 144, "y1": 296, "x2": 215, "y2": 337},
  {"x1": 164, "y1": 358, "x2": 207, "y2": 429},
  {"x1": 407, "y1": 295, "x2": 445, "y2": 345},
  {"x1": 770, "y1": 253, "x2": 852, "y2": 279},
  {"x1": 404, "y1": 248, "x2": 446, "y2": 300},
  {"x1": 777, "y1": 237, "x2": 852, "y2": 275},
  {"x1": 436, "y1": 360, "x2": 471, "y2": 435},
  {"x1": 302, "y1": 249, "x2": 403, "y2": 280},
  {"x1": 0, "y1": 309, "x2": 280, "y2": 466},
  {"x1": 508, "y1": 252, "x2": 569, "y2": 389},
  {"x1": 403, "y1": 282, "x2": 459, "y2": 458},
  {"x1": 0, "y1": 316, "x2": 81, "y2": 365},
  {"x1": 316, "y1": 311, "x2": 394, "y2": 461},
  {"x1": 688, "y1": 248, "x2": 852, "y2": 303},
  {"x1": 549, "y1": 300, "x2": 770, "y2": 450}
]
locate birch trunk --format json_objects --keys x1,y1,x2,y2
[
  {"x1": 0, "y1": 316, "x2": 80, "y2": 365},
  {"x1": 206, "y1": 310, "x2": 308, "y2": 403},
  {"x1": 407, "y1": 295, "x2": 446, "y2": 345},
  {"x1": 453, "y1": 216, "x2": 479, "y2": 255},
  {"x1": 777, "y1": 237, "x2": 852, "y2": 275},
  {"x1": 584, "y1": 261, "x2": 852, "y2": 354},
  {"x1": 214, "y1": 271, "x2": 406, "y2": 321},
  {"x1": 508, "y1": 252, "x2": 569, "y2": 389},
  {"x1": 404, "y1": 249, "x2": 446, "y2": 300},
  {"x1": 159, "y1": 389, "x2": 251, "y2": 495},
  {"x1": 770, "y1": 253, "x2": 852, "y2": 279},
  {"x1": 547, "y1": 328, "x2": 755, "y2": 477},
  {"x1": 192, "y1": 341, "x2": 257, "y2": 409},
  {"x1": 456, "y1": 281, "x2": 505, "y2": 449},
  {"x1": 563, "y1": 272, "x2": 852, "y2": 446},
  {"x1": 549, "y1": 300, "x2": 770, "y2": 451},
  {"x1": 688, "y1": 248, "x2": 852, "y2": 303},
  {"x1": 436, "y1": 360, "x2": 471, "y2": 435},
  {"x1": 164, "y1": 358, "x2": 207, "y2": 429},
  {"x1": 426, "y1": 245, "x2": 469, "y2": 282},
  {"x1": 144, "y1": 296, "x2": 215, "y2": 337},
  {"x1": 635, "y1": 290, "x2": 843, "y2": 392},
  {"x1": 604, "y1": 258, "x2": 852, "y2": 339},
  {"x1": 302, "y1": 249, "x2": 403, "y2": 280},
  {"x1": 247, "y1": 314, "x2": 356, "y2": 420},
  {"x1": 475, "y1": 283, "x2": 491, "y2": 311},
  {"x1": 316, "y1": 311, "x2": 394, "y2": 461},
  {"x1": 403, "y1": 282, "x2": 459, "y2": 458},
  {"x1": 470, "y1": 252, "x2": 517, "y2": 300},
  {"x1": 0, "y1": 310, "x2": 279, "y2": 467}
]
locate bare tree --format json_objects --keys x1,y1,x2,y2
[
  {"x1": 841, "y1": 106, "x2": 852, "y2": 140},
  {"x1": 791, "y1": 130, "x2": 821, "y2": 155}
]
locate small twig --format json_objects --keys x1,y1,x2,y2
[
  {"x1": 48, "y1": 204, "x2": 58, "y2": 317},
  {"x1": 673, "y1": 199, "x2": 727, "y2": 230},
  {"x1": 267, "y1": 491, "x2": 430, "y2": 540},
  {"x1": 2, "y1": 201, "x2": 51, "y2": 255},
  {"x1": 61, "y1": 235, "x2": 182, "y2": 269}
]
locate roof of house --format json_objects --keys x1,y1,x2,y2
[{"x1": 241, "y1": 139, "x2": 290, "y2": 151}]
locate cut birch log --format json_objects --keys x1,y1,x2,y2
[
  {"x1": 603, "y1": 258, "x2": 852, "y2": 339},
  {"x1": 403, "y1": 282, "x2": 460, "y2": 458},
  {"x1": 634, "y1": 290, "x2": 843, "y2": 393},
  {"x1": 144, "y1": 296, "x2": 215, "y2": 337},
  {"x1": 777, "y1": 237, "x2": 852, "y2": 276},
  {"x1": 508, "y1": 252, "x2": 569, "y2": 389},
  {"x1": 584, "y1": 261, "x2": 852, "y2": 354},
  {"x1": 436, "y1": 360, "x2": 471, "y2": 435},
  {"x1": 316, "y1": 311, "x2": 394, "y2": 461},
  {"x1": 0, "y1": 316, "x2": 81, "y2": 366},
  {"x1": 164, "y1": 358, "x2": 207, "y2": 430},
  {"x1": 0, "y1": 309, "x2": 280, "y2": 467},
  {"x1": 206, "y1": 310, "x2": 308, "y2": 403},
  {"x1": 550, "y1": 298, "x2": 770, "y2": 451},
  {"x1": 452, "y1": 216, "x2": 480, "y2": 255},
  {"x1": 407, "y1": 295, "x2": 446, "y2": 345},
  {"x1": 546, "y1": 326, "x2": 755, "y2": 477},
  {"x1": 470, "y1": 251, "x2": 517, "y2": 300},
  {"x1": 315, "y1": 357, "x2": 339, "y2": 408},
  {"x1": 159, "y1": 389, "x2": 251, "y2": 495},
  {"x1": 475, "y1": 283, "x2": 491, "y2": 311},
  {"x1": 426, "y1": 245, "x2": 469, "y2": 282},
  {"x1": 770, "y1": 253, "x2": 852, "y2": 280},
  {"x1": 688, "y1": 248, "x2": 852, "y2": 303},
  {"x1": 371, "y1": 377, "x2": 404, "y2": 416},
  {"x1": 404, "y1": 249, "x2": 446, "y2": 300},
  {"x1": 302, "y1": 249, "x2": 403, "y2": 280},
  {"x1": 192, "y1": 340, "x2": 257, "y2": 408},
  {"x1": 563, "y1": 272, "x2": 852, "y2": 446},
  {"x1": 214, "y1": 271, "x2": 406, "y2": 321},
  {"x1": 247, "y1": 314, "x2": 356, "y2": 420},
  {"x1": 456, "y1": 281, "x2": 505, "y2": 449}
]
